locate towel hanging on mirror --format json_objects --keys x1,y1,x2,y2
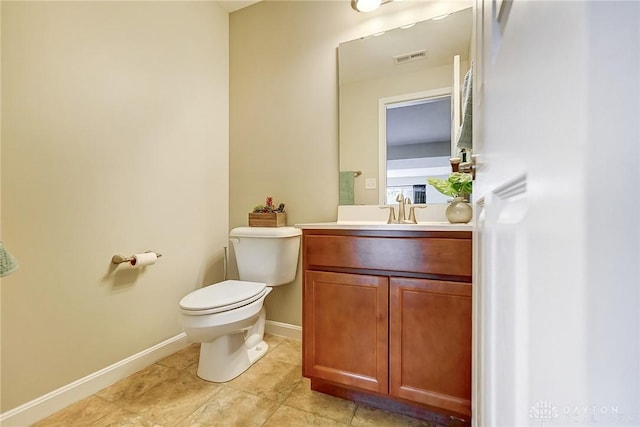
[{"x1": 456, "y1": 66, "x2": 473, "y2": 150}]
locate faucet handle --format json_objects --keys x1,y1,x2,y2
[
  {"x1": 408, "y1": 205, "x2": 427, "y2": 224},
  {"x1": 379, "y1": 206, "x2": 396, "y2": 224}
]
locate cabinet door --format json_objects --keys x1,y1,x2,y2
[
  {"x1": 389, "y1": 277, "x2": 472, "y2": 416},
  {"x1": 303, "y1": 270, "x2": 388, "y2": 394}
]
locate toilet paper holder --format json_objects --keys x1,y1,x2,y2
[{"x1": 111, "y1": 251, "x2": 162, "y2": 265}]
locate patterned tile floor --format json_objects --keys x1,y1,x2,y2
[{"x1": 34, "y1": 334, "x2": 438, "y2": 426}]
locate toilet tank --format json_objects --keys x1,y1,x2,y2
[{"x1": 229, "y1": 226, "x2": 301, "y2": 286}]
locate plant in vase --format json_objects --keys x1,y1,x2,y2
[{"x1": 427, "y1": 173, "x2": 473, "y2": 224}]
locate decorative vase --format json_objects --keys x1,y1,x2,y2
[{"x1": 446, "y1": 197, "x2": 472, "y2": 224}]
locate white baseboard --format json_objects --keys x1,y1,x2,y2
[
  {"x1": 265, "y1": 320, "x2": 301, "y2": 340},
  {"x1": 1, "y1": 322, "x2": 300, "y2": 426},
  {"x1": 0, "y1": 333, "x2": 189, "y2": 427}
]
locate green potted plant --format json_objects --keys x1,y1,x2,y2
[{"x1": 427, "y1": 173, "x2": 473, "y2": 223}]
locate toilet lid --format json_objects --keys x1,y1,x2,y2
[{"x1": 179, "y1": 280, "x2": 267, "y2": 312}]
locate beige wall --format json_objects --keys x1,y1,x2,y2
[
  {"x1": 1, "y1": 1, "x2": 229, "y2": 411},
  {"x1": 229, "y1": 0, "x2": 471, "y2": 325}
]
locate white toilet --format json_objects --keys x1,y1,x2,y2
[{"x1": 179, "y1": 226, "x2": 301, "y2": 382}]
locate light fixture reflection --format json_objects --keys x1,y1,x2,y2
[
  {"x1": 351, "y1": 0, "x2": 382, "y2": 12},
  {"x1": 431, "y1": 13, "x2": 453, "y2": 21}
]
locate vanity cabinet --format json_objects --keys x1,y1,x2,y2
[
  {"x1": 303, "y1": 270, "x2": 389, "y2": 393},
  {"x1": 302, "y1": 229, "x2": 472, "y2": 421},
  {"x1": 389, "y1": 277, "x2": 472, "y2": 415}
]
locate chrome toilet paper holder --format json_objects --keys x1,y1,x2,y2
[{"x1": 111, "y1": 251, "x2": 162, "y2": 265}]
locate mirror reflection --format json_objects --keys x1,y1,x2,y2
[{"x1": 338, "y1": 7, "x2": 472, "y2": 205}]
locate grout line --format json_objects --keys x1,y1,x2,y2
[
  {"x1": 348, "y1": 403, "x2": 359, "y2": 425},
  {"x1": 280, "y1": 401, "x2": 353, "y2": 426},
  {"x1": 259, "y1": 400, "x2": 282, "y2": 427},
  {"x1": 172, "y1": 384, "x2": 225, "y2": 427}
]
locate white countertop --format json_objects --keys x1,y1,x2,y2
[
  {"x1": 295, "y1": 221, "x2": 472, "y2": 232},
  {"x1": 295, "y1": 204, "x2": 473, "y2": 232}
]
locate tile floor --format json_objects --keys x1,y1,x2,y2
[{"x1": 34, "y1": 335, "x2": 440, "y2": 426}]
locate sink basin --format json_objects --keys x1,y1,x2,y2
[{"x1": 336, "y1": 204, "x2": 450, "y2": 223}]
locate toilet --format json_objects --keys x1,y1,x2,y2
[{"x1": 179, "y1": 226, "x2": 301, "y2": 382}]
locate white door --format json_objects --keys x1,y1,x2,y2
[{"x1": 473, "y1": 1, "x2": 639, "y2": 426}]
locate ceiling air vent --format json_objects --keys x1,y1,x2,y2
[{"x1": 393, "y1": 49, "x2": 427, "y2": 65}]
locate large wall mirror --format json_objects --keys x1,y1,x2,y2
[{"x1": 338, "y1": 7, "x2": 472, "y2": 205}]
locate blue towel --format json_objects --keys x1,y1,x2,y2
[{"x1": 457, "y1": 66, "x2": 473, "y2": 150}]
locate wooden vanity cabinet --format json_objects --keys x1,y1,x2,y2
[
  {"x1": 303, "y1": 270, "x2": 389, "y2": 393},
  {"x1": 302, "y1": 229, "x2": 472, "y2": 421},
  {"x1": 389, "y1": 277, "x2": 472, "y2": 415}
]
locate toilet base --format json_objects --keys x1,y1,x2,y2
[{"x1": 196, "y1": 307, "x2": 269, "y2": 382}]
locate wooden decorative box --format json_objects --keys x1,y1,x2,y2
[{"x1": 248, "y1": 212, "x2": 287, "y2": 227}]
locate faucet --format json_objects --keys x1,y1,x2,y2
[
  {"x1": 379, "y1": 205, "x2": 396, "y2": 223},
  {"x1": 408, "y1": 203, "x2": 427, "y2": 224},
  {"x1": 395, "y1": 194, "x2": 406, "y2": 223},
  {"x1": 397, "y1": 195, "x2": 427, "y2": 224},
  {"x1": 380, "y1": 194, "x2": 427, "y2": 224}
]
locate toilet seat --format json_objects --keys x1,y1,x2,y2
[{"x1": 180, "y1": 280, "x2": 267, "y2": 315}]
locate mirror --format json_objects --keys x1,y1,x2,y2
[{"x1": 338, "y1": 7, "x2": 472, "y2": 205}]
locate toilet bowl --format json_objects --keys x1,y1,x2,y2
[
  {"x1": 179, "y1": 280, "x2": 272, "y2": 382},
  {"x1": 179, "y1": 226, "x2": 301, "y2": 382}
]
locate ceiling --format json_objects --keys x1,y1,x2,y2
[
  {"x1": 339, "y1": 7, "x2": 472, "y2": 149},
  {"x1": 338, "y1": 8, "x2": 471, "y2": 86},
  {"x1": 217, "y1": 0, "x2": 261, "y2": 13},
  {"x1": 387, "y1": 97, "x2": 451, "y2": 147}
]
